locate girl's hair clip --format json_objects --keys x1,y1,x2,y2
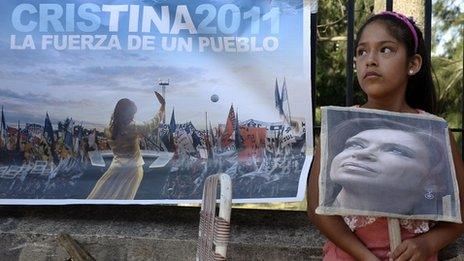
[{"x1": 377, "y1": 11, "x2": 419, "y2": 53}]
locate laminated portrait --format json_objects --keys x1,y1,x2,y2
[{"x1": 317, "y1": 106, "x2": 461, "y2": 223}]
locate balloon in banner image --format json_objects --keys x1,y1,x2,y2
[
  {"x1": 316, "y1": 107, "x2": 460, "y2": 223},
  {"x1": 210, "y1": 94, "x2": 219, "y2": 103}
]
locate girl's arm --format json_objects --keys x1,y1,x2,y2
[
  {"x1": 307, "y1": 145, "x2": 379, "y2": 260},
  {"x1": 392, "y1": 132, "x2": 464, "y2": 260}
]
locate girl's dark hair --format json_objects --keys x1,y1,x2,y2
[
  {"x1": 109, "y1": 98, "x2": 137, "y2": 140},
  {"x1": 355, "y1": 14, "x2": 437, "y2": 114}
]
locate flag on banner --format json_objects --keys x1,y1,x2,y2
[
  {"x1": 191, "y1": 130, "x2": 201, "y2": 149},
  {"x1": 26, "y1": 123, "x2": 44, "y2": 138},
  {"x1": 158, "y1": 124, "x2": 170, "y2": 137},
  {"x1": 209, "y1": 122, "x2": 216, "y2": 147},
  {"x1": 281, "y1": 126, "x2": 296, "y2": 147},
  {"x1": 158, "y1": 124, "x2": 173, "y2": 151},
  {"x1": 274, "y1": 78, "x2": 281, "y2": 110},
  {"x1": 281, "y1": 78, "x2": 291, "y2": 122},
  {"x1": 174, "y1": 129, "x2": 195, "y2": 154},
  {"x1": 1, "y1": 106, "x2": 7, "y2": 147},
  {"x1": 43, "y1": 113, "x2": 60, "y2": 164},
  {"x1": 88, "y1": 129, "x2": 96, "y2": 150},
  {"x1": 274, "y1": 78, "x2": 290, "y2": 119},
  {"x1": 221, "y1": 104, "x2": 235, "y2": 147},
  {"x1": 178, "y1": 122, "x2": 195, "y2": 134},
  {"x1": 43, "y1": 113, "x2": 55, "y2": 145},
  {"x1": 234, "y1": 112, "x2": 243, "y2": 149},
  {"x1": 239, "y1": 126, "x2": 267, "y2": 160},
  {"x1": 16, "y1": 121, "x2": 20, "y2": 151},
  {"x1": 169, "y1": 109, "x2": 176, "y2": 133},
  {"x1": 74, "y1": 125, "x2": 83, "y2": 154},
  {"x1": 201, "y1": 130, "x2": 209, "y2": 144},
  {"x1": 281, "y1": 78, "x2": 288, "y2": 102},
  {"x1": 64, "y1": 119, "x2": 74, "y2": 150},
  {"x1": 22, "y1": 124, "x2": 30, "y2": 142},
  {"x1": 205, "y1": 127, "x2": 213, "y2": 158},
  {"x1": 269, "y1": 124, "x2": 284, "y2": 131},
  {"x1": 4, "y1": 127, "x2": 14, "y2": 150},
  {"x1": 1, "y1": 106, "x2": 5, "y2": 131}
]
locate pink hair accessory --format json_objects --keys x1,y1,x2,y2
[{"x1": 378, "y1": 11, "x2": 419, "y2": 53}]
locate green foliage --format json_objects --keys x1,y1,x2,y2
[
  {"x1": 315, "y1": 1, "x2": 349, "y2": 109},
  {"x1": 431, "y1": 0, "x2": 463, "y2": 150},
  {"x1": 433, "y1": 56, "x2": 463, "y2": 123},
  {"x1": 432, "y1": 0, "x2": 463, "y2": 56},
  {"x1": 315, "y1": 0, "x2": 373, "y2": 112},
  {"x1": 432, "y1": 0, "x2": 463, "y2": 118}
]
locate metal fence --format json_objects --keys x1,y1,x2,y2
[{"x1": 310, "y1": 0, "x2": 463, "y2": 157}]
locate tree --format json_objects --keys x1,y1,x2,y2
[
  {"x1": 431, "y1": 0, "x2": 463, "y2": 148},
  {"x1": 431, "y1": 0, "x2": 463, "y2": 118},
  {"x1": 315, "y1": 0, "x2": 373, "y2": 116}
]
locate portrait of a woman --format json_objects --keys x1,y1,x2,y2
[{"x1": 318, "y1": 110, "x2": 457, "y2": 220}]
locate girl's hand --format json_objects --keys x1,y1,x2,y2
[{"x1": 390, "y1": 237, "x2": 432, "y2": 261}]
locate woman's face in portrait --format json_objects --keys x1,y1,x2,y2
[{"x1": 330, "y1": 129, "x2": 430, "y2": 210}]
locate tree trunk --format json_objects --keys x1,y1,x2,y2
[{"x1": 373, "y1": 0, "x2": 425, "y2": 31}]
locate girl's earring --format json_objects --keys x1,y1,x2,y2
[{"x1": 408, "y1": 69, "x2": 414, "y2": 75}]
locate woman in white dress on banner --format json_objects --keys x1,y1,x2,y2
[{"x1": 87, "y1": 92, "x2": 165, "y2": 200}]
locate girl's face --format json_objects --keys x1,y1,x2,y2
[{"x1": 355, "y1": 22, "x2": 413, "y2": 103}]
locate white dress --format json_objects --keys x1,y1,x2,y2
[{"x1": 87, "y1": 126, "x2": 144, "y2": 200}]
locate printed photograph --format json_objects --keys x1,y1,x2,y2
[
  {"x1": 317, "y1": 107, "x2": 460, "y2": 222},
  {"x1": 0, "y1": 0, "x2": 312, "y2": 204}
]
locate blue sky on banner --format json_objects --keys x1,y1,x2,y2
[{"x1": 0, "y1": 0, "x2": 309, "y2": 129}]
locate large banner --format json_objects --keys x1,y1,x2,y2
[{"x1": 0, "y1": 0, "x2": 313, "y2": 204}]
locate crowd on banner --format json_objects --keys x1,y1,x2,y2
[
  {"x1": 0, "y1": 108, "x2": 106, "y2": 199},
  {"x1": 0, "y1": 78, "x2": 307, "y2": 199},
  {"x1": 155, "y1": 78, "x2": 307, "y2": 199},
  {"x1": 0, "y1": 111, "x2": 107, "y2": 165}
]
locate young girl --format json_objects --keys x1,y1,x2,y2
[{"x1": 307, "y1": 11, "x2": 464, "y2": 260}]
